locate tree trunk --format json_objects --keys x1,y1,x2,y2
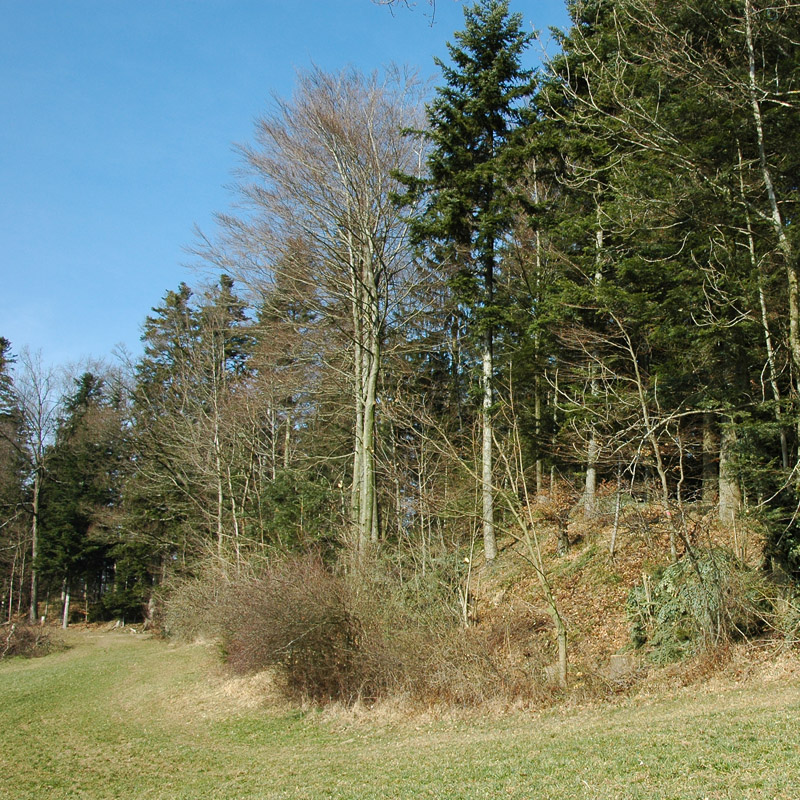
[
  {"x1": 702, "y1": 412, "x2": 718, "y2": 505},
  {"x1": 534, "y1": 374, "x2": 543, "y2": 496},
  {"x1": 283, "y1": 412, "x2": 291, "y2": 471},
  {"x1": 215, "y1": 444, "x2": 224, "y2": 558},
  {"x1": 360, "y1": 320, "x2": 381, "y2": 545},
  {"x1": 584, "y1": 431, "x2": 598, "y2": 519},
  {"x1": 584, "y1": 216, "x2": 604, "y2": 519},
  {"x1": 28, "y1": 468, "x2": 41, "y2": 624},
  {"x1": 557, "y1": 519, "x2": 570, "y2": 557},
  {"x1": 350, "y1": 236, "x2": 382, "y2": 553},
  {"x1": 719, "y1": 424, "x2": 741, "y2": 526},
  {"x1": 351, "y1": 292, "x2": 365, "y2": 549},
  {"x1": 555, "y1": 614, "x2": 568, "y2": 690},
  {"x1": 481, "y1": 334, "x2": 496, "y2": 565},
  {"x1": 62, "y1": 583, "x2": 70, "y2": 629}
]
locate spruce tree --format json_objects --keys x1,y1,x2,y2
[
  {"x1": 128, "y1": 283, "x2": 204, "y2": 560},
  {"x1": 401, "y1": 0, "x2": 536, "y2": 564},
  {"x1": 38, "y1": 373, "x2": 124, "y2": 625},
  {"x1": 0, "y1": 339, "x2": 28, "y2": 619},
  {"x1": 128, "y1": 277, "x2": 263, "y2": 566}
]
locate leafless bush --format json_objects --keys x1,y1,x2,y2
[
  {"x1": 763, "y1": 593, "x2": 800, "y2": 648},
  {"x1": 221, "y1": 554, "x2": 369, "y2": 703},
  {"x1": 162, "y1": 564, "x2": 234, "y2": 642},
  {"x1": 0, "y1": 623, "x2": 56, "y2": 660},
  {"x1": 164, "y1": 549, "x2": 555, "y2": 707},
  {"x1": 211, "y1": 553, "x2": 548, "y2": 706}
]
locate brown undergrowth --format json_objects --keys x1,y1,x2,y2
[
  {"x1": 164, "y1": 493, "x2": 797, "y2": 713},
  {"x1": 0, "y1": 621, "x2": 61, "y2": 660},
  {"x1": 467, "y1": 492, "x2": 793, "y2": 705}
]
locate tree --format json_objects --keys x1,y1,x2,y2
[
  {"x1": 128, "y1": 278, "x2": 261, "y2": 565},
  {"x1": 209, "y1": 67, "x2": 425, "y2": 554},
  {"x1": 398, "y1": 0, "x2": 536, "y2": 564},
  {"x1": 11, "y1": 350, "x2": 62, "y2": 622},
  {"x1": 615, "y1": 0, "x2": 800, "y2": 563},
  {"x1": 38, "y1": 371, "x2": 127, "y2": 626},
  {"x1": 544, "y1": 0, "x2": 800, "y2": 566},
  {"x1": 0, "y1": 339, "x2": 28, "y2": 621},
  {"x1": 127, "y1": 283, "x2": 204, "y2": 560}
]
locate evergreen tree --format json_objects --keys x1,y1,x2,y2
[
  {"x1": 127, "y1": 277, "x2": 267, "y2": 568},
  {"x1": 0, "y1": 339, "x2": 28, "y2": 621},
  {"x1": 38, "y1": 372, "x2": 126, "y2": 625},
  {"x1": 545, "y1": 0, "x2": 800, "y2": 566},
  {"x1": 400, "y1": 0, "x2": 536, "y2": 564},
  {"x1": 127, "y1": 283, "x2": 205, "y2": 561}
]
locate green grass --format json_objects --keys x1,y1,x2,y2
[{"x1": 1, "y1": 629, "x2": 799, "y2": 799}]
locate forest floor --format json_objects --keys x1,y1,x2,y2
[{"x1": 2, "y1": 623, "x2": 800, "y2": 799}]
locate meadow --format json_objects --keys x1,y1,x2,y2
[{"x1": 1, "y1": 628, "x2": 799, "y2": 799}]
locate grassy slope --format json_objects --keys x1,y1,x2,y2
[{"x1": 1, "y1": 628, "x2": 799, "y2": 799}]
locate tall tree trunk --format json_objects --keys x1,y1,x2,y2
[
  {"x1": 7, "y1": 548, "x2": 15, "y2": 624},
  {"x1": 584, "y1": 215, "x2": 604, "y2": 519},
  {"x1": 702, "y1": 412, "x2": 718, "y2": 505},
  {"x1": 534, "y1": 375, "x2": 543, "y2": 496},
  {"x1": 719, "y1": 423, "x2": 742, "y2": 526},
  {"x1": 584, "y1": 432, "x2": 598, "y2": 519},
  {"x1": 215, "y1": 445, "x2": 224, "y2": 558},
  {"x1": 28, "y1": 468, "x2": 41, "y2": 624},
  {"x1": 283, "y1": 412, "x2": 291, "y2": 471},
  {"x1": 61, "y1": 582, "x2": 70, "y2": 629},
  {"x1": 360, "y1": 329, "x2": 380, "y2": 546},
  {"x1": 482, "y1": 331, "x2": 496, "y2": 565},
  {"x1": 351, "y1": 281, "x2": 365, "y2": 549},
  {"x1": 744, "y1": 0, "x2": 800, "y2": 460},
  {"x1": 350, "y1": 239, "x2": 382, "y2": 553}
]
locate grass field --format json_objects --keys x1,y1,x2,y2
[{"x1": 1, "y1": 628, "x2": 799, "y2": 799}]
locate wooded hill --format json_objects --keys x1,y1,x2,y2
[{"x1": 2, "y1": 0, "x2": 800, "y2": 703}]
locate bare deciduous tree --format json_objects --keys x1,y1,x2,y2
[
  {"x1": 12, "y1": 350, "x2": 62, "y2": 622},
  {"x1": 209, "y1": 67, "x2": 426, "y2": 554}
]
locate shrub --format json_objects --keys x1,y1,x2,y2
[
  {"x1": 767, "y1": 592, "x2": 800, "y2": 646},
  {"x1": 1, "y1": 624, "x2": 57, "y2": 660},
  {"x1": 162, "y1": 556, "x2": 255, "y2": 642},
  {"x1": 166, "y1": 550, "x2": 548, "y2": 707},
  {"x1": 222, "y1": 554, "x2": 367, "y2": 703},
  {"x1": 627, "y1": 547, "x2": 769, "y2": 663}
]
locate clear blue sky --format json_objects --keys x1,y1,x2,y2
[{"x1": 1, "y1": 0, "x2": 569, "y2": 370}]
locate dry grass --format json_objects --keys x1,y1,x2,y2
[{"x1": 472, "y1": 497, "x2": 786, "y2": 697}]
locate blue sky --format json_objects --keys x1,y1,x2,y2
[{"x1": 1, "y1": 0, "x2": 570, "y2": 370}]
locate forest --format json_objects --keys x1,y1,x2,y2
[{"x1": 2, "y1": 0, "x2": 800, "y2": 704}]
